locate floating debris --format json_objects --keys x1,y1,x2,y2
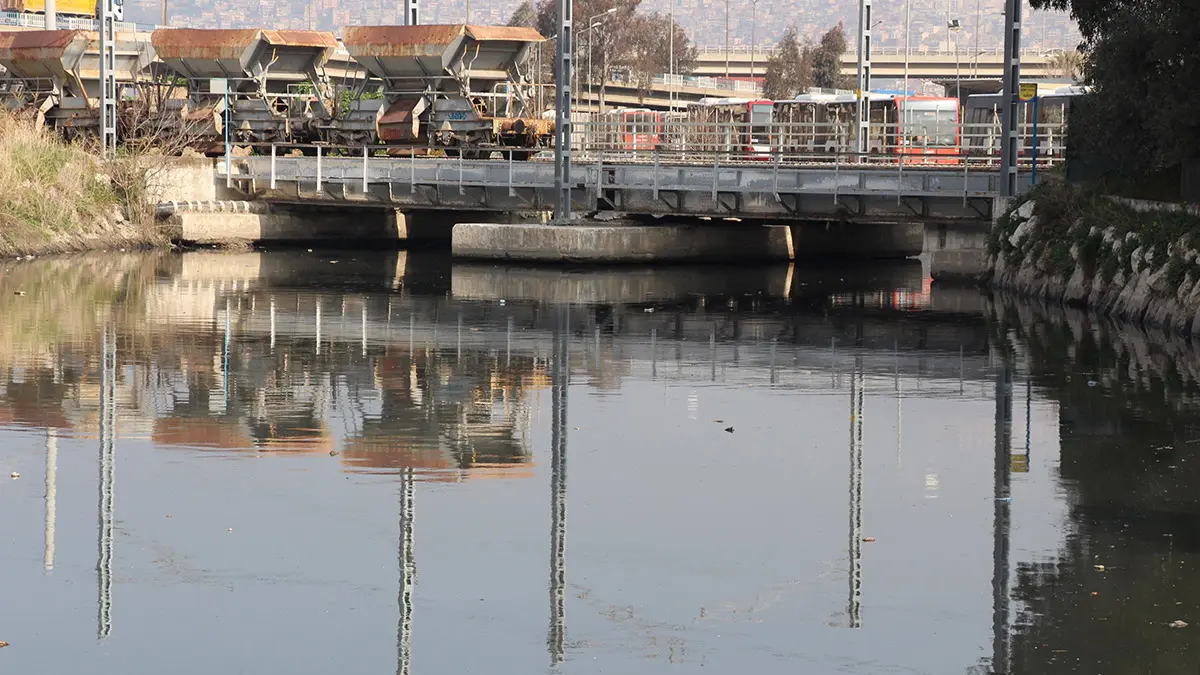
[
  {"x1": 13, "y1": 291, "x2": 24, "y2": 296},
  {"x1": 862, "y1": 537, "x2": 876, "y2": 543},
  {"x1": 724, "y1": 426, "x2": 735, "y2": 433},
  {"x1": 329, "y1": 450, "x2": 339, "y2": 457},
  {"x1": 1170, "y1": 620, "x2": 1189, "y2": 629},
  {"x1": 1094, "y1": 564, "x2": 1106, "y2": 572},
  {"x1": 9, "y1": 472, "x2": 18, "y2": 479},
  {"x1": 0, "y1": 641, "x2": 8, "y2": 648}
]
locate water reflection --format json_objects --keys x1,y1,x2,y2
[{"x1": 0, "y1": 250, "x2": 1196, "y2": 673}]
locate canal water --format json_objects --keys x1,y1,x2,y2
[{"x1": 0, "y1": 250, "x2": 1197, "y2": 674}]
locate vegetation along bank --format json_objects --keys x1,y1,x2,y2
[
  {"x1": 0, "y1": 116, "x2": 167, "y2": 260},
  {"x1": 988, "y1": 181, "x2": 1200, "y2": 335}
]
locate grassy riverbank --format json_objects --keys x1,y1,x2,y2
[
  {"x1": 989, "y1": 179, "x2": 1200, "y2": 333},
  {"x1": 0, "y1": 116, "x2": 166, "y2": 258}
]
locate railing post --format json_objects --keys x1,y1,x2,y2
[
  {"x1": 653, "y1": 148, "x2": 660, "y2": 201},
  {"x1": 270, "y1": 143, "x2": 277, "y2": 190},
  {"x1": 458, "y1": 151, "x2": 464, "y2": 196},
  {"x1": 508, "y1": 150, "x2": 515, "y2": 197},
  {"x1": 410, "y1": 150, "x2": 416, "y2": 193},
  {"x1": 362, "y1": 145, "x2": 369, "y2": 195},
  {"x1": 316, "y1": 145, "x2": 323, "y2": 193}
]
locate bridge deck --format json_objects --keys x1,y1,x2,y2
[{"x1": 227, "y1": 154, "x2": 1016, "y2": 222}]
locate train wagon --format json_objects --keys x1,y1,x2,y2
[
  {"x1": 151, "y1": 28, "x2": 339, "y2": 151},
  {"x1": 685, "y1": 97, "x2": 774, "y2": 159},
  {"x1": 340, "y1": 24, "x2": 553, "y2": 157},
  {"x1": 0, "y1": 29, "x2": 154, "y2": 137}
]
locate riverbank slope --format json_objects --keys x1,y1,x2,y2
[
  {"x1": 988, "y1": 181, "x2": 1200, "y2": 335},
  {"x1": 0, "y1": 117, "x2": 167, "y2": 259}
]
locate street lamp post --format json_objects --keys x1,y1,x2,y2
[
  {"x1": 749, "y1": 0, "x2": 761, "y2": 82},
  {"x1": 949, "y1": 19, "x2": 962, "y2": 103},
  {"x1": 724, "y1": 0, "x2": 730, "y2": 79}
]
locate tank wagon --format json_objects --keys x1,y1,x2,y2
[
  {"x1": 339, "y1": 24, "x2": 552, "y2": 157},
  {"x1": 151, "y1": 29, "x2": 338, "y2": 150},
  {"x1": 0, "y1": 29, "x2": 154, "y2": 137}
]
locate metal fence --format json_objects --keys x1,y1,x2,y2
[{"x1": 0, "y1": 10, "x2": 151, "y2": 32}]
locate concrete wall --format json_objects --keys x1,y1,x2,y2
[
  {"x1": 452, "y1": 222, "x2": 796, "y2": 263},
  {"x1": 148, "y1": 157, "x2": 234, "y2": 204},
  {"x1": 926, "y1": 222, "x2": 991, "y2": 282},
  {"x1": 167, "y1": 207, "x2": 402, "y2": 245}
]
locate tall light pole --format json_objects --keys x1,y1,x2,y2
[
  {"x1": 44, "y1": 0, "x2": 56, "y2": 29},
  {"x1": 553, "y1": 0, "x2": 574, "y2": 223},
  {"x1": 949, "y1": 19, "x2": 962, "y2": 103},
  {"x1": 902, "y1": 0, "x2": 911, "y2": 95},
  {"x1": 669, "y1": 0, "x2": 675, "y2": 109},
  {"x1": 854, "y1": 0, "x2": 874, "y2": 160},
  {"x1": 999, "y1": 0, "x2": 1022, "y2": 196},
  {"x1": 749, "y1": 0, "x2": 761, "y2": 83},
  {"x1": 724, "y1": 0, "x2": 730, "y2": 79}
]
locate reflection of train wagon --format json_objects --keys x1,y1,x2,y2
[
  {"x1": 685, "y1": 97, "x2": 773, "y2": 159},
  {"x1": 962, "y1": 86, "x2": 1087, "y2": 161}
]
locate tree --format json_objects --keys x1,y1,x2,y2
[
  {"x1": 811, "y1": 22, "x2": 848, "y2": 90},
  {"x1": 762, "y1": 26, "x2": 812, "y2": 100},
  {"x1": 1047, "y1": 49, "x2": 1083, "y2": 82},
  {"x1": 506, "y1": 1, "x2": 537, "y2": 27},
  {"x1": 1030, "y1": 0, "x2": 1200, "y2": 180},
  {"x1": 619, "y1": 12, "x2": 697, "y2": 98}
]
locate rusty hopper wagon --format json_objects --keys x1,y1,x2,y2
[
  {"x1": 0, "y1": 29, "x2": 154, "y2": 136},
  {"x1": 151, "y1": 28, "x2": 339, "y2": 149},
  {"x1": 340, "y1": 24, "x2": 552, "y2": 157}
]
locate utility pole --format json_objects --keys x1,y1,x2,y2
[
  {"x1": 404, "y1": 0, "x2": 418, "y2": 25},
  {"x1": 724, "y1": 0, "x2": 730, "y2": 79},
  {"x1": 160, "y1": 0, "x2": 168, "y2": 25},
  {"x1": 854, "y1": 0, "x2": 873, "y2": 160},
  {"x1": 99, "y1": 0, "x2": 118, "y2": 156},
  {"x1": 999, "y1": 0, "x2": 1021, "y2": 196},
  {"x1": 44, "y1": 0, "x2": 56, "y2": 29},
  {"x1": 553, "y1": 0, "x2": 573, "y2": 223}
]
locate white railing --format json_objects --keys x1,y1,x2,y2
[
  {"x1": 650, "y1": 73, "x2": 762, "y2": 95},
  {"x1": 694, "y1": 45, "x2": 1050, "y2": 58},
  {"x1": 0, "y1": 10, "x2": 151, "y2": 33}
]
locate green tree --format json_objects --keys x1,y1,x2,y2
[
  {"x1": 1030, "y1": 0, "x2": 1200, "y2": 179},
  {"x1": 811, "y1": 22, "x2": 847, "y2": 90},
  {"x1": 506, "y1": 0, "x2": 537, "y2": 26},
  {"x1": 762, "y1": 26, "x2": 812, "y2": 100}
]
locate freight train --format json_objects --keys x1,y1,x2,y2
[{"x1": 0, "y1": 24, "x2": 553, "y2": 155}]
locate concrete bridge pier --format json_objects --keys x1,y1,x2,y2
[
  {"x1": 451, "y1": 220, "x2": 923, "y2": 263},
  {"x1": 926, "y1": 221, "x2": 993, "y2": 283}
]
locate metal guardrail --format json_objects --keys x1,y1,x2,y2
[
  {"x1": 693, "y1": 45, "x2": 1052, "y2": 57},
  {"x1": 0, "y1": 10, "x2": 153, "y2": 33}
]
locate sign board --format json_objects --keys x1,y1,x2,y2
[{"x1": 1019, "y1": 83, "x2": 1038, "y2": 101}]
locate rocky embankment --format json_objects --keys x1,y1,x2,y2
[{"x1": 989, "y1": 183, "x2": 1200, "y2": 335}]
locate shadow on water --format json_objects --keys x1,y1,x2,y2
[{"x1": 988, "y1": 296, "x2": 1200, "y2": 673}]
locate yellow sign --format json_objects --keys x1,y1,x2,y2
[
  {"x1": 1011, "y1": 454, "x2": 1030, "y2": 473},
  {"x1": 1019, "y1": 83, "x2": 1038, "y2": 101}
]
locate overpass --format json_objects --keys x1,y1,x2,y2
[{"x1": 693, "y1": 46, "x2": 1061, "y2": 81}]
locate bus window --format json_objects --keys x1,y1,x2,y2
[
  {"x1": 750, "y1": 103, "x2": 773, "y2": 145},
  {"x1": 900, "y1": 101, "x2": 958, "y2": 148}
]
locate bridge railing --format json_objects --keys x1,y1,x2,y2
[
  {"x1": 0, "y1": 10, "x2": 150, "y2": 33},
  {"x1": 569, "y1": 118, "x2": 1067, "y2": 169}
]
